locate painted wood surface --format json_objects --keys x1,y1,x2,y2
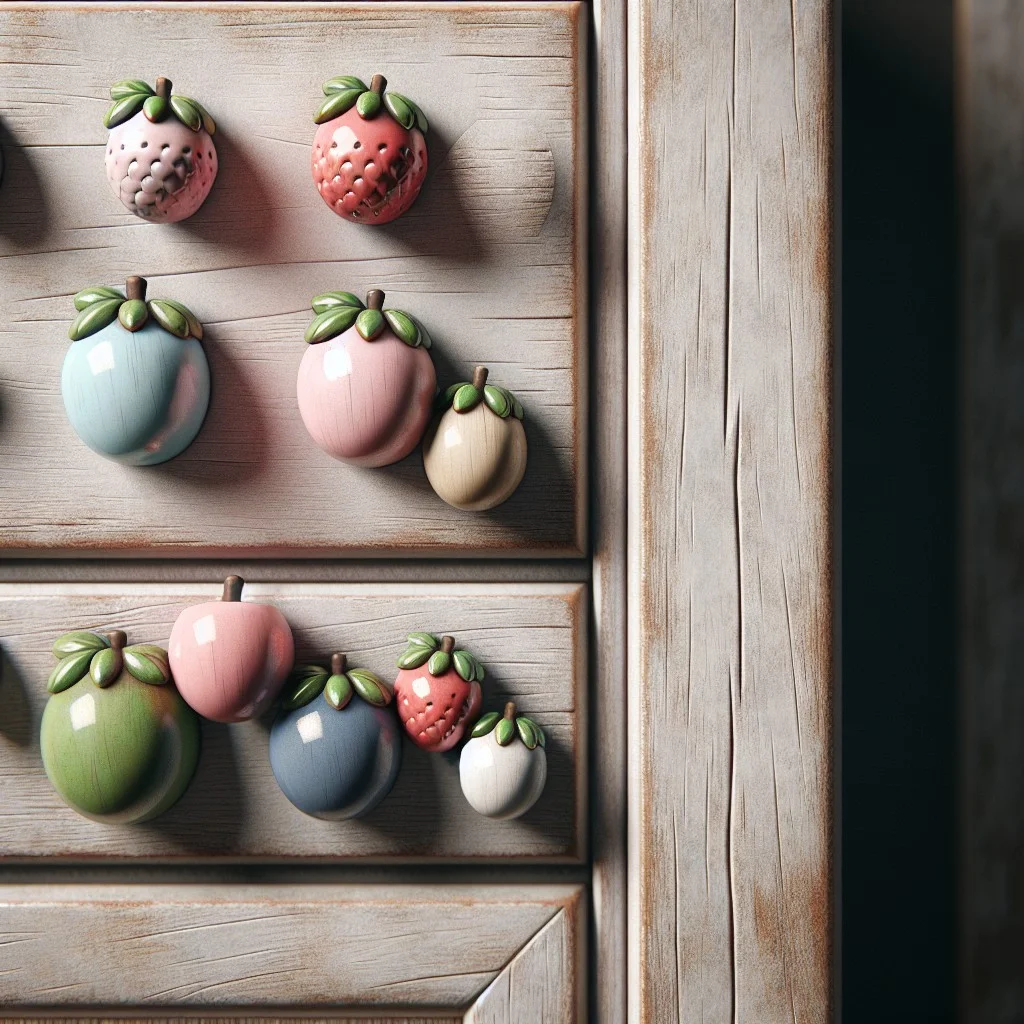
[
  {"x1": 960, "y1": 1, "x2": 1024, "y2": 1018},
  {"x1": 0, "y1": 582, "x2": 586, "y2": 860},
  {"x1": 0, "y1": 2, "x2": 587, "y2": 557},
  {"x1": 0, "y1": 883, "x2": 583, "y2": 1018},
  {"x1": 628, "y1": 0, "x2": 834, "y2": 1020}
]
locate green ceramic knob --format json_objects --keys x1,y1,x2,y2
[{"x1": 40, "y1": 629, "x2": 200, "y2": 823}]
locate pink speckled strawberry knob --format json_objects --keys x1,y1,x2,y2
[
  {"x1": 104, "y1": 76, "x2": 218, "y2": 224},
  {"x1": 312, "y1": 74, "x2": 428, "y2": 225}
]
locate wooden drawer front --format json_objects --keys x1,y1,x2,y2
[
  {"x1": 0, "y1": 2, "x2": 587, "y2": 557},
  {"x1": 0, "y1": 884, "x2": 585, "y2": 1020},
  {"x1": 0, "y1": 582, "x2": 586, "y2": 861}
]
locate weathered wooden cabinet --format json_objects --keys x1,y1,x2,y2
[{"x1": 0, "y1": 2, "x2": 833, "y2": 1021}]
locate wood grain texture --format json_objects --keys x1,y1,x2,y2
[
  {"x1": 628, "y1": 0, "x2": 834, "y2": 1020},
  {"x1": 0, "y1": 2, "x2": 587, "y2": 557},
  {"x1": 0, "y1": 883, "x2": 583, "y2": 1015},
  {"x1": 960, "y1": 1, "x2": 1024, "y2": 1018},
  {"x1": 0, "y1": 582, "x2": 586, "y2": 861}
]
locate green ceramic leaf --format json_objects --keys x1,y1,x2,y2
[
  {"x1": 356, "y1": 89, "x2": 381, "y2": 118},
  {"x1": 69, "y1": 298, "x2": 121, "y2": 341},
  {"x1": 159, "y1": 298, "x2": 204, "y2": 340},
  {"x1": 483, "y1": 385, "x2": 511, "y2": 418},
  {"x1": 110, "y1": 79, "x2": 154, "y2": 100},
  {"x1": 323, "y1": 75, "x2": 367, "y2": 95},
  {"x1": 495, "y1": 717, "x2": 516, "y2": 746},
  {"x1": 427, "y1": 650, "x2": 451, "y2": 676},
  {"x1": 169, "y1": 95, "x2": 202, "y2": 131},
  {"x1": 355, "y1": 308, "x2": 385, "y2": 341},
  {"x1": 311, "y1": 291, "x2": 364, "y2": 314},
  {"x1": 123, "y1": 644, "x2": 171, "y2": 685},
  {"x1": 118, "y1": 298, "x2": 149, "y2": 331},
  {"x1": 47, "y1": 650, "x2": 94, "y2": 694},
  {"x1": 470, "y1": 711, "x2": 500, "y2": 738},
  {"x1": 409, "y1": 316, "x2": 432, "y2": 350},
  {"x1": 305, "y1": 305, "x2": 361, "y2": 345},
  {"x1": 407, "y1": 632, "x2": 440, "y2": 650},
  {"x1": 143, "y1": 95, "x2": 169, "y2": 122},
  {"x1": 510, "y1": 392, "x2": 525, "y2": 420},
  {"x1": 191, "y1": 98, "x2": 216, "y2": 135},
  {"x1": 282, "y1": 669, "x2": 329, "y2": 711},
  {"x1": 521, "y1": 717, "x2": 546, "y2": 747},
  {"x1": 348, "y1": 669, "x2": 391, "y2": 707},
  {"x1": 438, "y1": 382, "x2": 466, "y2": 411},
  {"x1": 384, "y1": 309, "x2": 419, "y2": 346},
  {"x1": 148, "y1": 300, "x2": 190, "y2": 339},
  {"x1": 52, "y1": 631, "x2": 108, "y2": 658},
  {"x1": 104, "y1": 93, "x2": 146, "y2": 128},
  {"x1": 474, "y1": 659, "x2": 486, "y2": 682},
  {"x1": 398, "y1": 645, "x2": 432, "y2": 670},
  {"x1": 324, "y1": 672, "x2": 353, "y2": 710},
  {"x1": 90, "y1": 646, "x2": 122, "y2": 688},
  {"x1": 74, "y1": 286, "x2": 123, "y2": 312},
  {"x1": 392, "y1": 93, "x2": 428, "y2": 133},
  {"x1": 314, "y1": 88, "x2": 361, "y2": 124},
  {"x1": 452, "y1": 650, "x2": 476, "y2": 682},
  {"x1": 453, "y1": 384, "x2": 481, "y2": 412},
  {"x1": 516, "y1": 716, "x2": 539, "y2": 749},
  {"x1": 383, "y1": 92, "x2": 415, "y2": 130}
]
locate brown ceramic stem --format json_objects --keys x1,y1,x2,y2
[
  {"x1": 441, "y1": 635, "x2": 455, "y2": 655},
  {"x1": 366, "y1": 289, "x2": 385, "y2": 311},
  {"x1": 155, "y1": 77, "x2": 171, "y2": 100},
  {"x1": 331, "y1": 653, "x2": 347, "y2": 674},
  {"x1": 107, "y1": 630, "x2": 127, "y2": 651},
  {"x1": 125, "y1": 276, "x2": 146, "y2": 302},
  {"x1": 370, "y1": 74, "x2": 387, "y2": 96},
  {"x1": 472, "y1": 366, "x2": 489, "y2": 390},
  {"x1": 222, "y1": 575, "x2": 244, "y2": 602},
  {"x1": 503, "y1": 701, "x2": 516, "y2": 720}
]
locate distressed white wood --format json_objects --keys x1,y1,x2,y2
[
  {"x1": 0, "y1": 582, "x2": 586, "y2": 860},
  {"x1": 0, "y1": 2, "x2": 587, "y2": 557},
  {"x1": 0, "y1": 883, "x2": 582, "y2": 1014},
  {"x1": 627, "y1": 0, "x2": 834, "y2": 1020}
]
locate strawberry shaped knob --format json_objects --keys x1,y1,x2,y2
[
  {"x1": 40, "y1": 629, "x2": 200, "y2": 823},
  {"x1": 423, "y1": 367, "x2": 528, "y2": 510},
  {"x1": 269, "y1": 653, "x2": 402, "y2": 820},
  {"x1": 61, "y1": 276, "x2": 210, "y2": 465},
  {"x1": 312, "y1": 74, "x2": 428, "y2": 225},
  {"x1": 297, "y1": 288, "x2": 436, "y2": 466},
  {"x1": 104, "y1": 76, "x2": 217, "y2": 223},
  {"x1": 393, "y1": 633, "x2": 484, "y2": 752},
  {"x1": 168, "y1": 576, "x2": 295, "y2": 723},
  {"x1": 459, "y1": 702, "x2": 547, "y2": 820}
]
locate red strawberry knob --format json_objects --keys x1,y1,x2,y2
[
  {"x1": 297, "y1": 288, "x2": 436, "y2": 466},
  {"x1": 312, "y1": 74, "x2": 428, "y2": 225},
  {"x1": 422, "y1": 367, "x2": 528, "y2": 510},
  {"x1": 104, "y1": 77, "x2": 217, "y2": 223},
  {"x1": 393, "y1": 633, "x2": 484, "y2": 752},
  {"x1": 459, "y1": 702, "x2": 547, "y2": 820}
]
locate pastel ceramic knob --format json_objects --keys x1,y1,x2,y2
[
  {"x1": 297, "y1": 288, "x2": 436, "y2": 466},
  {"x1": 460, "y1": 702, "x2": 547, "y2": 820},
  {"x1": 393, "y1": 633, "x2": 484, "y2": 752},
  {"x1": 312, "y1": 74, "x2": 428, "y2": 224},
  {"x1": 423, "y1": 367, "x2": 528, "y2": 510},
  {"x1": 61, "y1": 275, "x2": 209, "y2": 465},
  {"x1": 270, "y1": 654, "x2": 401, "y2": 820},
  {"x1": 40, "y1": 629, "x2": 200, "y2": 823},
  {"x1": 104, "y1": 76, "x2": 217, "y2": 223},
  {"x1": 168, "y1": 576, "x2": 294, "y2": 723}
]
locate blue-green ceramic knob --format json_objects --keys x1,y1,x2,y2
[
  {"x1": 61, "y1": 275, "x2": 209, "y2": 465},
  {"x1": 269, "y1": 654, "x2": 401, "y2": 820}
]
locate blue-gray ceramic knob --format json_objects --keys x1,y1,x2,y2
[
  {"x1": 269, "y1": 654, "x2": 402, "y2": 820},
  {"x1": 61, "y1": 275, "x2": 209, "y2": 465}
]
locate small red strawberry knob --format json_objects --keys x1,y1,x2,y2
[
  {"x1": 393, "y1": 633, "x2": 484, "y2": 752},
  {"x1": 311, "y1": 74, "x2": 428, "y2": 225}
]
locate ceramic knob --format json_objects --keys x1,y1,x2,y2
[
  {"x1": 39, "y1": 629, "x2": 200, "y2": 823},
  {"x1": 393, "y1": 633, "x2": 484, "y2": 752},
  {"x1": 297, "y1": 288, "x2": 436, "y2": 466},
  {"x1": 422, "y1": 366, "x2": 528, "y2": 510},
  {"x1": 269, "y1": 654, "x2": 401, "y2": 820},
  {"x1": 459, "y1": 702, "x2": 547, "y2": 819},
  {"x1": 312, "y1": 73, "x2": 428, "y2": 225},
  {"x1": 104, "y1": 76, "x2": 217, "y2": 223},
  {"x1": 168, "y1": 576, "x2": 294, "y2": 723},
  {"x1": 61, "y1": 275, "x2": 210, "y2": 465}
]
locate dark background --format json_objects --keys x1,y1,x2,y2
[{"x1": 842, "y1": 1, "x2": 957, "y2": 1019}]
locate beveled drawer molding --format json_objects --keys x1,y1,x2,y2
[
  {"x1": 0, "y1": 582, "x2": 586, "y2": 861},
  {"x1": 0, "y1": 2, "x2": 587, "y2": 557},
  {"x1": 0, "y1": 883, "x2": 585, "y2": 1020}
]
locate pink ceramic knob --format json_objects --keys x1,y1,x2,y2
[
  {"x1": 168, "y1": 576, "x2": 294, "y2": 723},
  {"x1": 297, "y1": 288, "x2": 436, "y2": 467}
]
